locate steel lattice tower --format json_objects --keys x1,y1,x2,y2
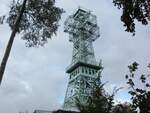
[{"x1": 63, "y1": 8, "x2": 101, "y2": 111}]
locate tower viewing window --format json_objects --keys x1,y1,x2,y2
[
  {"x1": 85, "y1": 68, "x2": 88, "y2": 74},
  {"x1": 92, "y1": 69, "x2": 95, "y2": 74},
  {"x1": 89, "y1": 68, "x2": 91, "y2": 75},
  {"x1": 82, "y1": 67, "x2": 84, "y2": 73},
  {"x1": 70, "y1": 75, "x2": 71, "y2": 79}
]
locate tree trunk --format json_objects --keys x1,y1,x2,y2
[{"x1": 0, "y1": 0, "x2": 27, "y2": 85}]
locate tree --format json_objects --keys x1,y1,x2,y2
[
  {"x1": 0, "y1": 0, "x2": 64, "y2": 85},
  {"x1": 52, "y1": 109, "x2": 79, "y2": 113},
  {"x1": 112, "y1": 103, "x2": 134, "y2": 113},
  {"x1": 75, "y1": 64, "x2": 119, "y2": 113},
  {"x1": 113, "y1": 0, "x2": 150, "y2": 35},
  {"x1": 126, "y1": 62, "x2": 150, "y2": 113},
  {"x1": 76, "y1": 80, "x2": 110, "y2": 113}
]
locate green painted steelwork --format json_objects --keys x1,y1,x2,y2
[{"x1": 63, "y1": 8, "x2": 100, "y2": 111}]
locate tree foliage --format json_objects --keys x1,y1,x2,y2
[
  {"x1": 113, "y1": 0, "x2": 150, "y2": 35},
  {"x1": 76, "y1": 65, "x2": 117, "y2": 113},
  {"x1": 112, "y1": 103, "x2": 134, "y2": 113},
  {"x1": 126, "y1": 62, "x2": 150, "y2": 113},
  {"x1": 0, "y1": 0, "x2": 63, "y2": 85},
  {"x1": 52, "y1": 110, "x2": 79, "y2": 113},
  {"x1": 76, "y1": 82, "x2": 110, "y2": 113},
  {"x1": 6, "y1": 0, "x2": 64, "y2": 47}
]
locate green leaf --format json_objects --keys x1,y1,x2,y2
[
  {"x1": 129, "y1": 91, "x2": 136, "y2": 96},
  {"x1": 146, "y1": 83, "x2": 150, "y2": 87},
  {"x1": 148, "y1": 63, "x2": 150, "y2": 68},
  {"x1": 140, "y1": 74, "x2": 146, "y2": 83},
  {"x1": 125, "y1": 75, "x2": 128, "y2": 79}
]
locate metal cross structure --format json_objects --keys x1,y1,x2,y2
[{"x1": 63, "y1": 8, "x2": 101, "y2": 111}]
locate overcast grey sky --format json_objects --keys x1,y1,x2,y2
[{"x1": 0, "y1": 0, "x2": 150, "y2": 113}]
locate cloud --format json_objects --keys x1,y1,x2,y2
[{"x1": 0, "y1": 0, "x2": 150, "y2": 113}]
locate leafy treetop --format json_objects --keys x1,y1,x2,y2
[
  {"x1": 6, "y1": 0, "x2": 64, "y2": 47},
  {"x1": 113, "y1": 0, "x2": 150, "y2": 35},
  {"x1": 126, "y1": 62, "x2": 150, "y2": 113}
]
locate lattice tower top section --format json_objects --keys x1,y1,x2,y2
[{"x1": 64, "y1": 8, "x2": 100, "y2": 42}]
